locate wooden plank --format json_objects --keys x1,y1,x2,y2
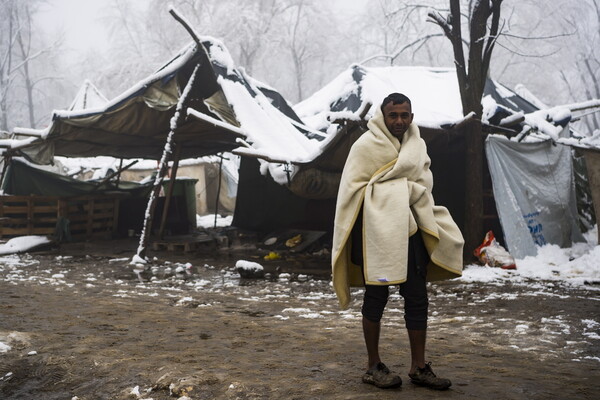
[
  {"x1": 1, "y1": 206, "x2": 33, "y2": 213},
  {"x1": 86, "y1": 199, "x2": 94, "y2": 236},
  {"x1": 30, "y1": 217, "x2": 58, "y2": 224},
  {"x1": 27, "y1": 198, "x2": 33, "y2": 234},
  {"x1": 66, "y1": 215, "x2": 90, "y2": 222},
  {"x1": 0, "y1": 228, "x2": 31, "y2": 235},
  {"x1": 31, "y1": 228, "x2": 55, "y2": 235},
  {"x1": 91, "y1": 222, "x2": 112, "y2": 230},
  {"x1": 30, "y1": 206, "x2": 58, "y2": 213},
  {"x1": 89, "y1": 211, "x2": 116, "y2": 219},
  {"x1": 0, "y1": 195, "x2": 58, "y2": 203},
  {"x1": 0, "y1": 217, "x2": 30, "y2": 224},
  {"x1": 112, "y1": 199, "x2": 119, "y2": 233}
]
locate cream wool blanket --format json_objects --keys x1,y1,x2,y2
[{"x1": 331, "y1": 107, "x2": 464, "y2": 309}]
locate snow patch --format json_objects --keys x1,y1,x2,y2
[{"x1": 0, "y1": 236, "x2": 51, "y2": 255}]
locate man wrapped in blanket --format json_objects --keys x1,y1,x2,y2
[{"x1": 331, "y1": 93, "x2": 464, "y2": 390}]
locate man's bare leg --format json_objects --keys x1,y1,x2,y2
[
  {"x1": 363, "y1": 317, "x2": 382, "y2": 368},
  {"x1": 407, "y1": 329, "x2": 426, "y2": 374},
  {"x1": 407, "y1": 328, "x2": 451, "y2": 389},
  {"x1": 361, "y1": 317, "x2": 402, "y2": 388}
]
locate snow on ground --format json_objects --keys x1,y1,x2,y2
[
  {"x1": 461, "y1": 226, "x2": 600, "y2": 287},
  {"x1": 196, "y1": 214, "x2": 233, "y2": 228},
  {"x1": 1, "y1": 231, "x2": 598, "y2": 363},
  {"x1": 0, "y1": 236, "x2": 51, "y2": 256}
]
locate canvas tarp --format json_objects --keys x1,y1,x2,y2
[
  {"x1": 485, "y1": 134, "x2": 584, "y2": 259},
  {"x1": 2, "y1": 159, "x2": 152, "y2": 197}
]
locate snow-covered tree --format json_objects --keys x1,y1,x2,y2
[
  {"x1": 428, "y1": 0, "x2": 503, "y2": 259},
  {"x1": 1, "y1": 0, "x2": 65, "y2": 130}
]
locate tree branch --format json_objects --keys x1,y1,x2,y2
[{"x1": 482, "y1": 0, "x2": 503, "y2": 83}]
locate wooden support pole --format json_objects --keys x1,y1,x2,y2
[
  {"x1": 214, "y1": 153, "x2": 224, "y2": 228},
  {"x1": 133, "y1": 7, "x2": 212, "y2": 263},
  {"x1": 159, "y1": 143, "x2": 182, "y2": 239},
  {"x1": 0, "y1": 154, "x2": 12, "y2": 190},
  {"x1": 134, "y1": 63, "x2": 200, "y2": 262},
  {"x1": 92, "y1": 159, "x2": 139, "y2": 191},
  {"x1": 116, "y1": 158, "x2": 124, "y2": 188}
]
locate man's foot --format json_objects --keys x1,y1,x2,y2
[
  {"x1": 362, "y1": 362, "x2": 402, "y2": 388},
  {"x1": 408, "y1": 362, "x2": 451, "y2": 390}
]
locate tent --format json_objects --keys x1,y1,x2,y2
[
  {"x1": 3, "y1": 38, "x2": 593, "y2": 256},
  {"x1": 293, "y1": 64, "x2": 591, "y2": 256},
  {"x1": 4, "y1": 36, "x2": 328, "y2": 237}
]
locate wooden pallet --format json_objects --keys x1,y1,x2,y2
[
  {"x1": 0, "y1": 195, "x2": 120, "y2": 239},
  {"x1": 152, "y1": 234, "x2": 215, "y2": 253}
]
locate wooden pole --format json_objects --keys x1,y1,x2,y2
[
  {"x1": 159, "y1": 143, "x2": 182, "y2": 239},
  {"x1": 133, "y1": 7, "x2": 213, "y2": 263},
  {"x1": 214, "y1": 153, "x2": 224, "y2": 228},
  {"x1": 0, "y1": 154, "x2": 12, "y2": 190},
  {"x1": 91, "y1": 160, "x2": 139, "y2": 191},
  {"x1": 134, "y1": 63, "x2": 200, "y2": 262},
  {"x1": 116, "y1": 158, "x2": 124, "y2": 188}
]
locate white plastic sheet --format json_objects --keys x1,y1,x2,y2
[{"x1": 485, "y1": 134, "x2": 583, "y2": 259}]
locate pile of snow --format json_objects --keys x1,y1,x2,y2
[
  {"x1": 0, "y1": 342, "x2": 10, "y2": 353},
  {"x1": 235, "y1": 259, "x2": 264, "y2": 279},
  {"x1": 197, "y1": 214, "x2": 232, "y2": 228},
  {"x1": 462, "y1": 227, "x2": 600, "y2": 287},
  {"x1": 0, "y1": 236, "x2": 51, "y2": 256}
]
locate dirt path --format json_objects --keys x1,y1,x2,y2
[{"x1": 1, "y1": 246, "x2": 599, "y2": 399}]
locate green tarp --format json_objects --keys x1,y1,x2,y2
[{"x1": 2, "y1": 159, "x2": 152, "y2": 197}]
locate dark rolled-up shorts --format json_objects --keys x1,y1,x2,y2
[{"x1": 351, "y1": 207, "x2": 429, "y2": 330}]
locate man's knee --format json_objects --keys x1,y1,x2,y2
[
  {"x1": 362, "y1": 285, "x2": 389, "y2": 323},
  {"x1": 404, "y1": 295, "x2": 428, "y2": 330}
]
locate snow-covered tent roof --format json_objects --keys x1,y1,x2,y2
[
  {"x1": 294, "y1": 64, "x2": 543, "y2": 133},
  {"x1": 9, "y1": 37, "x2": 321, "y2": 164},
  {"x1": 296, "y1": 64, "x2": 600, "y2": 149}
]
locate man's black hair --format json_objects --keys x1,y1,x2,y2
[{"x1": 381, "y1": 92, "x2": 412, "y2": 111}]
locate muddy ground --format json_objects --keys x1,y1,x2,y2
[{"x1": 1, "y1": 238, "x2": 599, "y2": 400}]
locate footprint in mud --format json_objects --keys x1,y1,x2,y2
[{"x1": 0, "y1": 357, "x2": 68, "y2": 397}]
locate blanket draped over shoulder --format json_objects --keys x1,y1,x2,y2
[{"x1": 331, "y1": 107, "x2": 464, "y2": 309}]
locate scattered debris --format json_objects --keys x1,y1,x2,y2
[{"x1": 474, "y1": 231, "x2": 517, "y2": 270}]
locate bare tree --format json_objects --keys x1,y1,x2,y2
[
  {"x1": 1, "y1": 0, "x2": 61, "y2": 130},
  {"x1": 429, "y1": 0, "x2": 503, "y2": 259},
  {"x1": 15, "y1": 2, "x2": 36, "y2": 127},
  {"x1": 359, "y1": 1, "x2": 448, "y2": 66},
  {"x1": 561, "y1": 0, "x2": 600, "y2": 132},
  {"x1": 0, "y1": 0, "x2": 18, "y2": 131}
]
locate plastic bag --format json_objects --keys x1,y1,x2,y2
[{"x1": 474, "y1": 231, "x2": 517, "y2": 270}]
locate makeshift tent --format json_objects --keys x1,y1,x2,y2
[
  {"x1": 4, "y1": 37, "x2": 593, "y2": 254},
  {"x1": 2, "y1": 158, "x2": 149, "y2": 197},
  {"x1": 5, "y1": 36, "x2": 325, "y2": 236},
  {"x1": 293, "y1": 64, "x2": 590, "y2": 255},
  {"x1": 1, "y1": 159, "x2": 197, "y2": 237}
]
